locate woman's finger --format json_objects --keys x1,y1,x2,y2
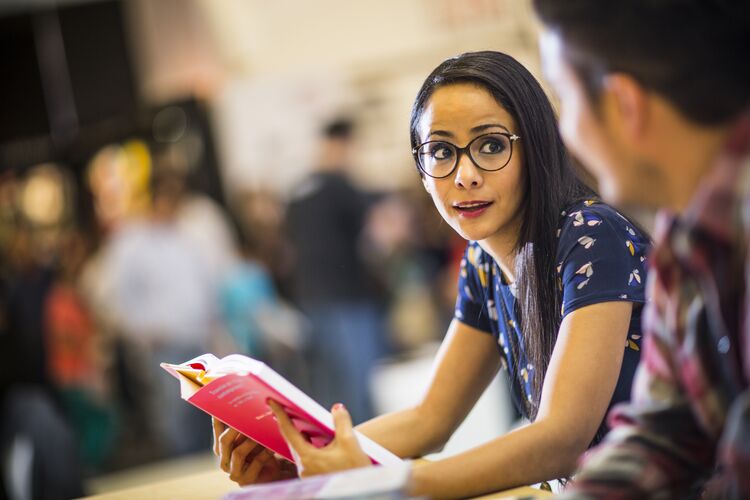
[
  {"x1": 330, "y1": 403, "x2": 355, "y2": 440},
  {"x1": 257, "y1": 450, "x2": 282, "y2": 482},
  {"x1": 268, "y1": 400, "x2": 313, "y2": 455},
  {"x1": 240, "y1": 449, "x2": 273, "y2": 485},
  {"x1": 228, "y1": 438, "x2": 261, "y2": 483},
  {"x1": 218, "y1": 427, "x2": 241, "y2": 472},
  {"x1": 212, "y1": 418, "x2": 227, "y2": 456}
]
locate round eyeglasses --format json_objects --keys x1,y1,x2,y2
[{"x1": 412, "y1": 132, "x2": 521, "y2": 179}]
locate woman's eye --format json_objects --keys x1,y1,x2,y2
[
  {"x1": 430, "y1": 145, "x2": 453, "y2": 160},
  {"x1": 478, "y1": 139, "x2": 506, "y2": 154}
]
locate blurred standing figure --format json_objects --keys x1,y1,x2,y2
[
  {"x1": 0, "y1": 225, "x2": 85, "y2": 500},
  {"x1": 285, "y1": 119, "x2": 384, "y2": 424},
  {"x1": 44, "y1": 229, "x2": 117, "y2": 471},
  {"x1": 219, "y1": 191, "x2": 309, "y2": 394},
  {"x1": 105, "y1": 169, "x2": 215, "y2": 456}
]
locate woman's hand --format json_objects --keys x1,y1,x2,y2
[
  {"x1": 269, "y1": 400, "x2": 372, "y2": 477},
  {"x1": 212, "y1": 418, "x2": 297, "y2": 485}
]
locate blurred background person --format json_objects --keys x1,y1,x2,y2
[
  {"x1": 78, "y1": 142, "x2": 162, "y2": 470},
  {"x1": 0, "y1": 171, "x2": 86, "y2": 500},
  {"x1": 363, "y1": 191, "x2": 449, "y2": 352},
  {"x1": 102, "y1": 166, "x2": 218, "y2": 458},
  {"x1": 220, "y1": 189, "x2": 308, "y2": 386},
  {"x1": 231, "y1": 189, "x2": 294, "y2": 296},
  {"x1": 43, "y1": 228, "x2": 118, "y2": 473},
  {"x1": 284, "y1": 119, "x2": 386, "y2": 424}
]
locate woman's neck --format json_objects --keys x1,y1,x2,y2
[
  {"x1": 479, "y1": 203, "x2": 525, "y2": 283},
  {"x1": 478, "y1": 229, "x2": 519, "y2": 284}
]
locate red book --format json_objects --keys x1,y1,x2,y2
[{"x1": 161, "y1": 354, "x2": 403, "y2": 466}]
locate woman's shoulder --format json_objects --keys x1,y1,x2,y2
[
  {"x1": 556, "y1": 199, "x2": 651, "y2": 268},
  {"x1": 556, "y1": 199, "x2": 650, "y2": 312},
  {"x1": 559, "y1": 199, "x2": 649, "y2": 242}
]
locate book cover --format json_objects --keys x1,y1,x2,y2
[{"x1": 161, "y1": 354, "x2": 403, "y2": 467}]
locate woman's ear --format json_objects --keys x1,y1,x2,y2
[{"x1": 421, "y1": 176, "x2": 431, "y2": 194}]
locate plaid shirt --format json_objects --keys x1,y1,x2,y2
[{"x1": 562, "y1": 112, "x2": 750, "y2": 499}]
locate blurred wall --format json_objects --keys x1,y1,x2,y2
[{"x1": 125, "y1": 0, "x2": 542, "y2": 195}]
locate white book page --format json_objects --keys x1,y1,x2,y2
[
  {"x1": 161, "y1": 353, "x2": 221, "y2": 382},
  {"x1": 206, "y1": 354, "x2": 264, "y2": 377},
  {"x1": 182, "y1": 353, "x2": 221, "y2": 370},
  {"x1": 316, "y1": 463, "x2": 411, "y2": 497}
]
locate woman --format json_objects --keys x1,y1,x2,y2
[{"x1": 214, "y1": 51, "x2": 650, "y2": 498}]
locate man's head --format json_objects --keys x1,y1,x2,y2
[
  {"x1": 318, "y1": 118, "x2": 355, "y2": 172},
  {"x1": 534, "y1": 1, "x2": 750, "y2": 210}
]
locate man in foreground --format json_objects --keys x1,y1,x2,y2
[{"x1": 533, "y1": 1, "x2": 750, "y2": 497}]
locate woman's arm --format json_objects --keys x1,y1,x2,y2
[
  {"x1": 356, "y1": 319, "x2": 502, "y2": 458},
  {"x1": 409, "y1": 301, "x2": 633, "y2": 499}
]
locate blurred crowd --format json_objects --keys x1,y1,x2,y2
[{"x1": 0, "y1": 116, "x2": 463, "y2": 496}]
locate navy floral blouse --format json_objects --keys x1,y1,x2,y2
[{"x1": 455, "y1": 200, "x2": 650, "y2": 441}]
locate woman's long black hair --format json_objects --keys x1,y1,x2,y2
[{"x1": 410, "y1": 51, "x2": 593, "y2": 420}]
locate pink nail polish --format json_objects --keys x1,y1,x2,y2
[{"x1": 332, "y1": 403, "x2": 344, "y2": 412}]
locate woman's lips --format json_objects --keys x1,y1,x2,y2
[{"x1": 453, "y1": 200, "x2": 493, "y2": 219}]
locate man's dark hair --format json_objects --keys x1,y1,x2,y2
[
  {"x1": 322, "y1": 118, "x2": 354, "y2": 139},
  {"x1": 533, "y1": 0, "x2": 750, "y2": 125}
]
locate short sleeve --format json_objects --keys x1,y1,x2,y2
[
  {"x1": 557, "y1": 205, "x2": 649, "y2": 318},
  {"x1": 454, "y1": 242, "x2": 494, "y2": 334}
]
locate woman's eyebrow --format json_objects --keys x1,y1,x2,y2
[
  {"x1": 470, "y1": 123, "x2": 511, "y2": 133},
  {"x1": 428, "y1": 129, "x2": 454, "y2": 138},
  {"x1": 427, "y1": 123, "x2": 511, "y2": 140}
]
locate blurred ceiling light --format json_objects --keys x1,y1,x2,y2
[{"x1": 20, "y1": 164, "x2": 67, "y2": 227}]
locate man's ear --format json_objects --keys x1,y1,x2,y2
[{"x1": 602, "y1": 73, "x2": 649, "y2": 146}]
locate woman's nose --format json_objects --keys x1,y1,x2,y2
[{"x1": 454, "y1": 153, "x2": 483, "y2": 189}]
